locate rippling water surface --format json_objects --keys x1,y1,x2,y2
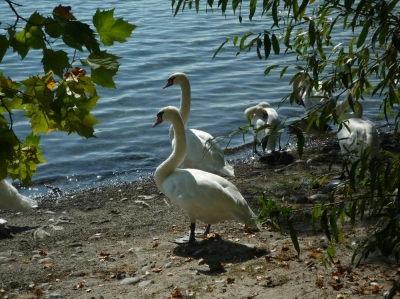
[{"x1": 0, "y1": 1, "x2": 388, "y2": 197}]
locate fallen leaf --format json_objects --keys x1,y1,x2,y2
[
  {"x1": 53, "y1": 5, "x2": 76, "y2": 20},
  {"x1": 316, "y1": 279, "x2": 324, "y2": 288},
  {"x1": 227, "y1": 277, "x2": 235, "y2": 284},
  {"x1": 171, "y1": 289, "x2": 182, "y2": 298},
  {"x1": 42, "y1": 263, "x2": 54, "y2": 269},
  {"x1": 282, "y1": 245, "x2": 290, "y2": 251},
  {"x1": 23, "y1": 259, "x2": 30, "y2": 264},
  {"x1": 152, "y1": 267, "x2": 162, "y2": 273},
  {"x1": 310, "y1": 251, "x2": 318, "y2": 259},
  {"x1": 167, "y1": 273, "x2": 173, "y2": 276},
  {"x1": 152, "y1": 242, "x2": 159, "y2": 248},
  {"x1": 185, "y1": 257, "x2": 193, "y2": 262},
  {"x1": 33, "y1": 289, "x2": 43, "y2": 296},
  {"x1": 198, "y1": 258, "x2": 205, "y2": 265},
  {"x1": 72, "y1": 281, "x2": 85, "y2": 290},
  {"x1": 39, "y1": 250, "x2": 48, "y2": 256}
]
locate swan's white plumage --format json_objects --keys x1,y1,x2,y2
[
  {"x1": 0, "y1": 180, "x2": 37, "y2": 212},
  {"x1": 244, "y1": 104, "x2": 281, "y2": 152},
  {"x1": 293, "y1": 72, "x2": 331, "y2": 113},
  {"x1": 163, "y1": 72, "x2": 234, "y2": 177},
  {"x1": 335, "y1": 95, "x2": 379, "y2": 163},
  {"x1": 153, "y1": 106, "x2": 259, "y2": 242}
]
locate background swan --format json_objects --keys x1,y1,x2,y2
[
  {"x1": 292, "y1": 72, "x2": 331, "y2": 113},
  {"x1": 163, "y1": 72, "x2": 234, "y2": 177},
  {"x1": 0, "y1": 180, "x2": 38, "y2": 212},
  {"x1": 152, "y1": 106, "x2": 260, "y2": 243},
  {"x1": 335, "y1": 94, "x2": 379, "y2": 163},
  {"x1": 244, "y1": 104, "x2": 281, "y2": 152}
]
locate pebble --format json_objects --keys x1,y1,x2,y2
[
  {"x1": 33, "y1": 228, "x2": 51, "y2": 239},
  {"x1": 120, "y1": 277, "x2": 141, "y2": 285},
  {"x1": 138, "y1": 280, "x2": 153, "y2": 287}
]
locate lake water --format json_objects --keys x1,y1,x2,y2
[{"x1": 0, "y1": 1, "x2": 391, "y2": 198}]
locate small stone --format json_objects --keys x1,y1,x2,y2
[
  {"x1": 138, "y1": 280, "x2": 153, "y2": 288},
  {"x1": 33, "y1": 228, "x2": 51, "y2": 239},
  {"x1": 120, "y1": 277, "x2": 141, "y2": 285}
]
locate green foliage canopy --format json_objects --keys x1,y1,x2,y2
[{"x1": 0, "y1": 2, "x2": 136, "y2": 185}]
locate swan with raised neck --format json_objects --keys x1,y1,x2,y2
[
  {"x1": 152, "y1": 106, "x2": 259, "y2": 243},
  {"x1": 163, "y1": 72, "x2": 234, "y2": 177}
]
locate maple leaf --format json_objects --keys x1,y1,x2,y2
[
  {"x1": 53, "y1": 5, "x2": 76, "y2": 20},
  {"x1": 93, "y1": 9, "x2": 136, "y2": 46}
]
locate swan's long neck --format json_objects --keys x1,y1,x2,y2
[
  {"x1": 178, "y1": 77, "x2": 191, "y2": 127},
  {"x1": 155, "y1": 114, "x2": 187, "y2": 193},
  {"x1": 336, "y1": 94, "x2": 363, "y2": 120}
]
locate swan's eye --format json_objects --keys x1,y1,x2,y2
[{"x1": 156, "y1": 111, "x2": 164, "y2": 118}]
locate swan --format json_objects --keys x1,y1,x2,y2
[
  {"x1": 244, "y1": 104, "x2": 281, "y2": 152},
  {"x1": 0, "y1": 180, "x2": 38, "y2": 211},
  {"x1": 163, "y1": 72, "x2": 234, "y2": 177},
  {"x1": 152, "y1": 106, "x2": 260, "y2": 243},
  {"x1": 335, "y1": 94, "x2": 379, "y2": 163},
  {"x1": 292, "y1": 72, "x2": 331, "y2": 113}
]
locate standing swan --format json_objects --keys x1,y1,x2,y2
[
  {"x1": 153, "y1": 106, "x2": 260, "y2": 243},
  {"x1": 244, "y1": 103, "x2": 281, "y2": 152},
  {"x1": 335, "y1": 94, "x2": 379, "y2": 163},
  {"x1": 163, "y1": 72, "x2": 234, "y2": 177},
  {"x1": 0, "y1": 180, "x2": 38, "y2": 211}
]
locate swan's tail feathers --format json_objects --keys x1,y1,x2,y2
[
  {"x1": 245, "y1": 217, "x2": 262, "y2": 232},
  {"x1": 0, "y1": 180, "x2": 38, "y2": 212}
]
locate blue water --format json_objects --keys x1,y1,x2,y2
[{"x1": 0, "y1": 1, "x2": 391, "y2": 197}]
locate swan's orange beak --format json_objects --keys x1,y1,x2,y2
[
  {"x1": 152, "y1": 116, "x2": 163, "y2": 128},
  {"x1": 163, "y1": 79, "x2": 173, "y2": 89}
]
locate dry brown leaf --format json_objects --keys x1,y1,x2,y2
[
  {"x1": 371, "y1": 285, "x2": 382, "y2": 294},
  {"x1": 23, "y1": 259, "x2": 30, "y2": 264},
  {"x1": 185, "y1": 257, "x2": 193, "y2": 262},
  {"x1": 39, "y1": 250, "x2": 47, "y2": 256},
  {"x1": 198, "y1": 258, "x2": 205, "y2": 265},
  {"x1": 152, "y1": 267, "x2": 162, "y2": 273},
  {"x1": 171, "y1": 289, "x2": 182, "y2": 298},
  {"x1": 33, "y1": 289, "x2": 43, "y2": 296},
  {"x1": 281, "y1": 245, "x2": 290, "y2": 251},
  {"x1": 152, "y1": 242, "x2": 159, "y2": 248},
  {"x1": 42, "y1": 263, "x2": 54, "y2": 269},
  {"x1": 310, "y1": 251, "x2": 318, "y2": 259},
  {"x1": 53, "y1": 5, "x2": 76, "y2": 20},
  {"x1": 316, "y1": 279, "x2": 324, "y2": 288},
  {"x1": 227, "y1": 277, "x2": 235, "y2": 284},
  {"x1": 167, "y1": 273, "x2": 173, "y2": 276},
  {"x1": 72, "y1": 281, "x2": 85, "y2": 290}
]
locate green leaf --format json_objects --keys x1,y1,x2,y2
[
  {"x1": 288, "y1": 218, "x2": 301, "y2": 257},
  {"x1": 93, "y1": 9, "x2": 136, "y2": 47},
  {"x1": 81, "y1": 51, "x2": 120, "y2": 88},
  {"x1": 280, "y1": 66, "x2": 288, "y2": 78},
  {"x1": 357, "y1": 20, "x2": 371, "y2": 48},
  {"x1": 45, "y1": 17, "x2": 63, "y2": 38},
  {"x1": 240, "y1": 32, "x2": 253, "y2": 50},
  {"x1": 62, "y1": 20, "x2": 100, "y2": 54},
  {"x1": 0, "y1": 34, "x2": 9, "y2": 63},
  {"x1": 263, "y1": 64, "x2": 278, "y2": 75},
  {"x1": 291, "y1": 126, "x2": 304, "y2": 158},
  {"x1": 42, "y1": 49, "x2": 71, "y2": 78},
  {"x1": 272, "y1": 0, "x2": 279, "y2": 27},
  {"x1": 264, "y1": 33, "x2": 271, "y2": 60},
  {"x1": 272, "y1": 34, "x2": 280, "y2": 54},
  {"x1": 379, "y1": 23, "x2": 388, "y2": 46},
  {"x1": 329, "y1": 206, "x2": 339, "y2": 243},
  {"x1": 11, "y1": 25, "x2": 45, "y2": 59},
  {"x1": 321, "y1": 209, "x2": 331, "y2": 241},
  {"x1": 309, "y1": 20, "x2": 315, "y2": 47},
  {"x1": 249, "y1": 0, "x2": 257, "y2": 21},
  {"x1": 213, "y1": 38, "x2": 229, "y2": 59},
  {"x1": 25, "y1": 105, "x2": 50, "y2": 135}
]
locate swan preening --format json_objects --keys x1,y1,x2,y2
[
  {"x1": 0, "y1": 180, "x2": 37, "y2": 212},
  {"x1": 292, "y1": 72, "x2": 331, "y2": 113},
  {"x1": 153, "y1": 106, "x2": 260, "y2": 243},
  {"x1": 163, "y1": 72, "x2": 234, "y2": 177},
  {"x1": 335, "y1": 93, "x2": 379, "y2": 163},
  {"x1": 244, "y1": 103, "x2": 281, "y2": 152}
]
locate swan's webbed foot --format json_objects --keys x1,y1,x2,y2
[{"x1": 188, "y1": 223, "x2": 196, "y2": 243}]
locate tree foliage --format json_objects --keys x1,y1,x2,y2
[
  {"x1": 0, "y1": 2, "x2": 135, "y2": 185},
  {"x1": 171, "y1": 0, "x2": 400, "y2": 268}
]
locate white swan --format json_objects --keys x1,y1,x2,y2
[
  {"x1": 153, "y1": 106, "x2": 260, "y2": 243},
  {"x1": 0, "y1": 180, "x2": 37, "y2": 211},
  {"x1": 163, "y1": 72, "x2": 234, "y2": 177},
  {"x1": 244, "y1": 104, "x2": 281, "y2": 152},
  {"x1": 335, "y1": 94, "x2": 379, "y2": 163},
  {"x1": 292, "y1": 72, "x2": 331, "y2": 113}
]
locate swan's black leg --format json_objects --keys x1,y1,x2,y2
[
  {"x1": 189, "y1": 223, "x2": 196, "y2": 243},
  {"x1": 204, "y1": 224, "x2": 211, "y2": 235}
]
